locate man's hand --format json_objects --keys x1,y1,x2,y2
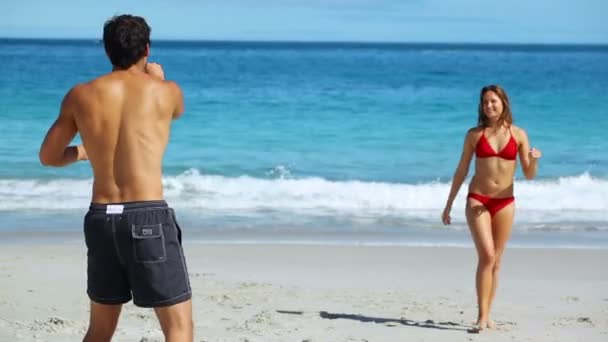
[{"x1": 145, "y1": 62, "x2": 165, "y2": 80}]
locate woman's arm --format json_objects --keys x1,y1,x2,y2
[
  {"x1": 515, "y1": 127, "x2": 541, "y2": 180},
  {"x1": 442, "y1": 129, "x2": 476, "y2": 224}
]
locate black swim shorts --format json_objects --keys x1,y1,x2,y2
[{"x1": 83, "y1": 200, "x2": 191, "y2": 308}]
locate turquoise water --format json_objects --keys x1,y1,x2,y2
[{"x1": 1, "y1": 39, "x2": 607, "y2": 247}]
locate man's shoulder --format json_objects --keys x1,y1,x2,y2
[
  {"x1": 148, "y1": 78, "x2": 182, "y2": 100},
  {"x1": 63, "y1": 82, "x2": 88, "y2": 101},
  {"x1": 135, "y1": 73, "x2": 182, "y2": 95},
  {"x1": 74, "y1": 72, "x2": 182, "y2": 101},
  {"x1": 162, "y1": 80, "x2": 182, "y2": 94},
  {"x1": 67, "y1": 74, "x2": 110, "y2": 96},
  {"x1": 63, "y1": 74, "x2": 114, "y2": 108}
]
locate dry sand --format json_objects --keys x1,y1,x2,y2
[{"x1": 0, "y1": 242, "x2": 607, "y2": 341}]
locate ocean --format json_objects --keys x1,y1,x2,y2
[{"x1": 1, "y1": 39, "x2": 607, "y2": 248}]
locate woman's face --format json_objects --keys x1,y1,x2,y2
[{"x1": 482, "y1": 90, "x2": 504, "y2": 120}]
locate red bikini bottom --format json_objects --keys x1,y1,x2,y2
[{"x1": 467, "y1": 193, "x2": 515, "y2": 217}]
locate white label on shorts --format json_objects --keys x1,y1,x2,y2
[{"x1": 106, "y1": 205, "x2": 124, "y2": 214}]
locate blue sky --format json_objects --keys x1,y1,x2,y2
[{"x1": 1, "y1": 0, "x2": 607, "y2": 43}]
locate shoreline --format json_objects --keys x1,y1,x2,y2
[{"x1": 1, "y1": 229, "x2": 608, "y2": 250}]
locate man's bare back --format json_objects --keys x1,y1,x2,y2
[{"x1": 40, "y1": 62, "x2": 184, "y2": 203}]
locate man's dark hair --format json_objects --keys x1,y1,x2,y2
[{"x1": 103, "y1": 15, "x2": 151, "y2": 69}]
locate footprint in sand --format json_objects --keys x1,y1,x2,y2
[
  {"x1": 132, "y1": 313, "x2": 149, "y2": 320},
  {"x1": 30, "y1": 317, "x2": 77, "y2": 334},
  {"x1": 138, "y1": 332, "x2": 164, "y2": 342},
  {"x1": 562, "y1": 296, "x2": 580, "y2": 303},
  {"x1": 554, "y1": 316, "x2": 594, "y2": 327},
  {"x1": 577, "y1": 317, "x2": 594, "y2": 326}
]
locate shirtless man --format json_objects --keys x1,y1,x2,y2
[{"x1": 39, "y1": 15, "x2": 193, "y2": 342}]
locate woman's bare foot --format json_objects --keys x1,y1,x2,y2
[
  {"x1": 468, "y1": 320, "x2": 488, "y2": 333},
  {"x1": 471, "y1": 317, "x2": 497, "y2": 328}
]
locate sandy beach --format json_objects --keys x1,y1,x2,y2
[{"x1": 0, "y1": 241, "x2": 607, "y2": 341}]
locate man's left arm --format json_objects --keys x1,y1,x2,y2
[{"x1": 39, "y1": 86, "x2": 88, "y2": 167}]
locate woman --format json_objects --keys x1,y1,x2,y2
[{"x1": 441, "y1": 85, "x2": 541, "y2": 331}]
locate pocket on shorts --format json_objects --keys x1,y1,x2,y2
[{"x1": 131, "y1": 223, "x2": 167, "y2": 263}]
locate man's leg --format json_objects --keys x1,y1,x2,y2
[
  {"x1": 83, "y1": 302, "x2": 122, "y2": 342},
  {"x1": 154, "y1": 299, "x2": 193, "y2": 342}
]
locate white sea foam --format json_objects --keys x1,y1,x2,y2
[{"x1": 1, "y1": 170, "x2": 606, "y2": 228}]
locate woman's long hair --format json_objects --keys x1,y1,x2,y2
[{"x1": 477, "y1": 85, "x2": 513, "y2": 128}]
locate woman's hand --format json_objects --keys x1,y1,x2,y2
[
  {"x1": 529, "y1": 148, "x2": 542, "y2": 159},
  {"x1": 442, "y1": 206, "x2": 452, "y2": 225}
]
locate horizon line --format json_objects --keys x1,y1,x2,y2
[{"x1": 1, "y1": 37, "x2": 608, "y2": 47}]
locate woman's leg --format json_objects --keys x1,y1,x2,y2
[
  {"x1": 466, "y1": 197, "x2": 495, "y2": 329},
  {"x1": 487, "y1": 202, "x2": 515, "y2": 328}
]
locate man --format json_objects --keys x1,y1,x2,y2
[{"x1": 39, "y1": 15, "x2": 193, "y2": 341}]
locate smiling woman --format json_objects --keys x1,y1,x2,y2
[{"x1": 442, "y1": 85, "x2": 542, "y2": 331}]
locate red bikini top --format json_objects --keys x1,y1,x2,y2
[{"x1": 475, "y1": 128, "x2": 518, "y2": 160}]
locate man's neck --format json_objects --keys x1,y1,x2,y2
[{"x1": 112, "y1": 59, "x2": 147, "y2": 72}]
